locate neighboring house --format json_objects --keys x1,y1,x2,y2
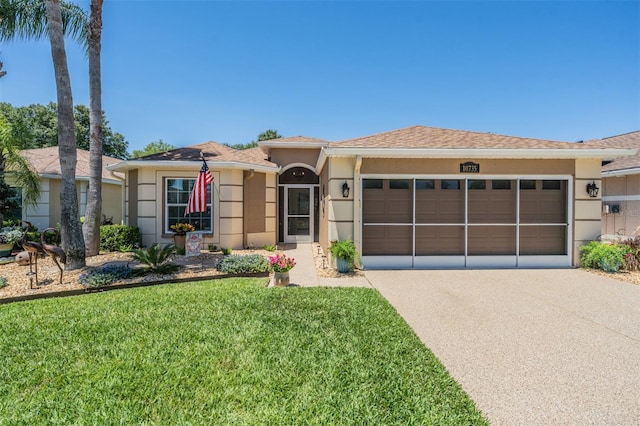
[
  {"x1": 12, "y1": 147, "x2": 124, "y2": 230},
  {"x1": 107, "y1": 125, "x2": 636, "y2": 269},
  {"x1": 587, "y1": 131, "x2": 640, "y2": 239}
]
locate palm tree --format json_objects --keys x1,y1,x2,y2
[
  {"x1": 45, "y1": 0, "x2": 85, "y2": 269},
  {"x1": 83, "y1": 0, "x2": 103, "y2": 256},
  {"x1": 0, "y1": 120, "x2": 40, "y2": 225},
  {"x1": 1, "y1": 0, "x2": 89, "y2": 268}
]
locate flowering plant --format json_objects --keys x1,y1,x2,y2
[
  {"x1": 268, "y1": 253, "x2": 296, "y2": 273},
  {"x1": 0, "y1": 227, "x2": 23, "y2": 245},
  {"x1": 169, "y1": 223, "x2": 195, "y2": 234}
]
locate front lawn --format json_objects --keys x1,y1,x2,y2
[{"x1": 0, "y1": 279, "x2": 487, "y2": 425}]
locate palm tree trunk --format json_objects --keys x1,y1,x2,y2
[
  {"x1": 45, "y1": 0, "x2": 85, "y2": 269},
  {"x1": 83, "y1": 0, "x2": 103, "y2": 257}
]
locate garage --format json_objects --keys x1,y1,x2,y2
[{"x1": 361, "y1": 176, "x2": 571, "y2": 269}]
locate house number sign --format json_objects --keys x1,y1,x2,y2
[{"x1": 460, "y1": 162, "x2": 480, "y2": 173}]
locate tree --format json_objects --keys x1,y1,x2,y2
[
  {"x1": 131, "y1": 139, "x2": 175, "y2": 158},
  {"x1": 0, "y1": 60, "x2": 6, "y2": 78},
  {"x1": 82, "y1": 0, "x2": 103, "y2": 256},
  {"x1": 0, "y1": 0, "x2": 87, "y2": 43},
  {"x1": 0, "y1": 102, "x2": 129, "y2": 158},
  {"x1": 0, "y1": 120, "x2": 40, "y2": 225},
  {"x1": 229, "y1": 129, "x2": 282, "y2": 150},
  {"x1": 258, "y1": 129, "x2": 282, "y2": 141},
  {"x1": 45, "y1": 0, "x2": 85, "y2": 269}
]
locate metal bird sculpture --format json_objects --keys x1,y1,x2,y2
[
  {"x1": 21, "y1": 221, "x2": 44, "y2": 288},
  {"x1": 41, "y1": 228, "x2": 67, "y2": 284}
]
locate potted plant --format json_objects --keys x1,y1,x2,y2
[
  {"x1": 268, "y1": 253, "x2": 296, "y2": 287},
  {"x1": 0, "y1": 227, "x2": 23, "y2": 257},
  {"x1": 329, "y1": 240, "x2": 358, "y2": 273},
  {"x1": 169, "y1": 222, "x2": 195, "y2": 253}
]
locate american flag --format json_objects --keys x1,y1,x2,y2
[{"x1": 184, "y1": 159, "x2": 213, "y2": 216}]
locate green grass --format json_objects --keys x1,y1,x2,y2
[{"x1": 0, "y1": 279, "x2": 487, "y2": 425}]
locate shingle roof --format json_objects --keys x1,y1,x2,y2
[
  {"x1": 586, "y1": 131, "x2": 640, "y2": 172},
  {"x1": 20, "y1": 147, "x2": 124, "y2": 182},
  {"x1": 137, "y1": 141, "x2": 275, "y2": 168},
  {"x1": 265, "y1": 136, "x2": 329, "y2": 144},
  {"x1": 331, "y1": 125, "x2": 599, "y2": 150}
]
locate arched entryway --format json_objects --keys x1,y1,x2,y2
[{"x1": 278, "y1": 166, "x2": 319, "y2": 243}]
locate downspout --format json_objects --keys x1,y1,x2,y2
[
  {"x1": 243, "y1": 169, "x2": 255, "y2": 248},
  {"x1": 109, "y1": 169, "x2": 126, "y2": 224},
  {"x1": 353, "y1": 156, "x2": 363, "y2": 262}
]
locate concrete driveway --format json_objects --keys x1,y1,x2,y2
[{"x1": 366, "y1": 269, "x2": 640, "y2": 425}]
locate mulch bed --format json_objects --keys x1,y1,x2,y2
[{"x1": 0, "y1": 250, "x2": 272, "y2": 303}]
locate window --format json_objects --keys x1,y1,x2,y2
[
  {"x1": 492, "y1": 180, "x2": 511, "y2": 190},
  {"x1": 389, "y1": 179, "x2": 410, "y2": 189},
  {"x1": 166, "y1": 178, "x2": 213, "y2": 233},
  {"x1": 542, "y1": 180, "x2": 561, "y2": 190},
  {"x1": 441, "y1": 180, "x2": 460, "y2": 190},
  {"x1": 468, "y1": 180, "x2": 486, "y2": 190},
  {"x1": 363, "y1": 179, "x2": 383, "y2": 189},
  {"x1": 520, "y1": 180, "x2": 536, "y2": 190},
  {"x1": 416, "y1": 179, "x2": 435, "y2": 190}
]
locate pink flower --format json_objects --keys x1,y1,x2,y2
[{"x1": 268, "y1": 253, "x2": 296, "y2": 272}]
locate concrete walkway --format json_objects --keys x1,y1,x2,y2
[{"x1": 280, "y1": 243, "x2": 371, "y2": 287}]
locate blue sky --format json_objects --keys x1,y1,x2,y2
[{"x1": 0, "y1": 0, "x2": 638, "y2": 154}]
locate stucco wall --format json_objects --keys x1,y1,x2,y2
[
  {"x1": 244, "y1": 172, "x2": 277, "y2": 248},
  {"x1": 602, "y1": 174, "x2": 640, "y2": 237},
  {"x1": 23, "y1": 178, "x2": 51, "y2": 230},
  {"x1": 128, "y1": 167, "x2": 275, "y2": 250},
  {"x1": 325, "y1": 157, "x2": 356, "y2": 246},
  {"x1": 269, "y1": 148, "x2": 320, "y2": 169},
  {"x1": 573, "y1": 159, "x2": 603, "y2": 265},
  {"x1": 360, "y1": 158, "x2": 574, "y2": 175}
]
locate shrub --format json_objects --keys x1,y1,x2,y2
[
  {"x1": 100, "y1": 225, "x2": 141, "y2": 252},
  {"x1": 263, "y1": 244, "x2": 276, "y2": 252},
  {"x1": 221, "y1": 247, "x2": 232, "y2": 255},
  {"x1": 622, "y1": 237, "x2": 640, "y2": 271},
  {"x1": 217, "y1": 254, "x2": 269, "y2": 274},
  {"x1": 130, "y1": 244, "x2": 181, "y2": 275},
  {"x1": 580, "y1": 241, "x2": 626, "y2": 272},
  {"x1": 0, "y1": 276, "x2": 7, "y2": 289},
  {"x1": 80, "y1": 264, "x2": 134, "y2": 288}
]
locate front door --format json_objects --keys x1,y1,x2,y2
[{"x1": 284, "y1": 185, "x2": 313, "y2": 243}]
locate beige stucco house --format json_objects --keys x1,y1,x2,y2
[
  {"x1": 587, "y1": 131, "x2": 640, "y2": 239},
  {"x1": 14, "y1": 147, "x2": 124, "y2": 230},
  {"x1": 108, "y1": 125, "x2": 636, "y2": 269}
]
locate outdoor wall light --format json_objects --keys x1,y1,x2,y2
[
  {"x1": 586, "y1": 181, "x2": 599, "y2": 198},
  {"x1": 342, "y1": 181, "x2": 350, "y2": 198}
]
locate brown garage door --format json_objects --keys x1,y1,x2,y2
[{"x1": 362, "y1": 178, "x2": 569, "y2": 268}]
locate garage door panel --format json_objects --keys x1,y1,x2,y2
[
  {"x1": 362, "y1": 225, "x2": 412, "y2": 255},
  {"x1": 468, "y1": 226, "x2": 516, "y2": 255},
  {"x1": 415, "y1": 226, "x2": 465, "y2": 255},
  {"x1": 520, "y1": 226, "x2": 567, "y2": 255}
]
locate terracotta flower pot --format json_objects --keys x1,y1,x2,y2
[{"x1": 173, "y1": 234, "x2": 186, "y2": 250}]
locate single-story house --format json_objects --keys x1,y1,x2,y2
[
  {"x1": 107, "y1": 125, "x2": 636, "y2": 269},
  {"x1": 12, "y1": 147, "x2": 124, "y2": 230},
  {"x1": 586, "y1": 131, "x2": 640, "y2": 239}
]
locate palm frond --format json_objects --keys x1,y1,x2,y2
[
  {"x1": 0, "y1": 119, "x2": 39, "y2": 207},
  {"x1": 0, "y1": 0, "x2": 88, "y2": 47}
]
